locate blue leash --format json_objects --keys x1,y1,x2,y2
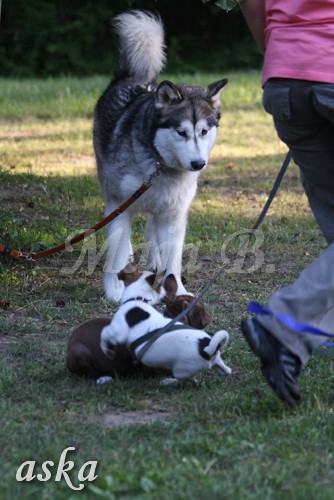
[{"x1": 248, "y1": 301, "x2": 334, "y2": 347}]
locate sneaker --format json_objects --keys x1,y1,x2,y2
[{"x1": 242, "y1": 318, "x2": 302, "y2": 408}]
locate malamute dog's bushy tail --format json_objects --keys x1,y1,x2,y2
[
  {"x1": 94, "y1": 10, "x2": 228, "y2": 302},
  {"x1": 112, "y1": 10, "x2": 166, "y2": 84}
]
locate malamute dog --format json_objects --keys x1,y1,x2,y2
[{"x1": 94, "y1": 10, "x2": 228, "y2": 301}]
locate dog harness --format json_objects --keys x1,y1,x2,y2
[
  {"x1": 123, "y1": 297, "x2": 151, "y2": 305},
  {"x1": 129, "y1": 324, "x2": 198, "y2": 361}
]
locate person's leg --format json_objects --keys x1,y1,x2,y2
[
  {"x1": 243, "y1": 243, "x2": 334, "y2": 407},
  {"x1": 263, "y1": 79, "x2": 334, "y2": 244},
  {"x1": 301, "y1": 173, "x2": 334, "y2": 244},
  {"x1": 257, "y1": 243, "x2": 334, "y2": 364}
]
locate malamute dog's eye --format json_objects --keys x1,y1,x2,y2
[
  {"x1": 177, "y1": 130, "x2": 187, "y2": 138},
  {"x1": 201, "y1": 129, "x2": 208, "y2": 136}
]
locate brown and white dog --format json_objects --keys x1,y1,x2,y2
[
  {"x1": 66, "y1": 270, "x2": 211, "y2": 383},
  {"x1": 100, "y1": 270, "x2": 231, "y2": 386}
]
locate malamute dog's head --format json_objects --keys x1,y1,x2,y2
[
  {"x1": 153, "y1": 78, "x2": 228, "y2": 172},
  {"x1": 100, "y1": 10, "x2": 228, "y2": 174}
]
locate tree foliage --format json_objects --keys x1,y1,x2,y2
[
  {"x1": 203, "y1": 0, "x2": 239, "y2": 12},
  {"x1": 0, "y1": 0, "x2": 259, "y2": 77}
]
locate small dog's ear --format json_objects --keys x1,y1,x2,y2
[
  {"x1": 145, "y1": 272, "x2": 157, "y2": 287},
  {"x1": 201, "y1": 311, "x2": 212, "y2": 328},
  {"x1": 182, "y1": 298, "x2": 190, "y2": 309},
  {"x1": 206, "y1": 78, "x2": 228, "y2": 109},
  {"x1": 155, "y1": 81, "x2": 182, "y2": 108},
  {"x1": 192, "y1": 300, "x2": 212, "y2": 328},
  {"x1": 118, "y1": 266, "x2": 140, "y2": 285},
  {"x1": 163, "y1": 274, "x2": 178, "y2": 297},
  {"x1": 117, "y1": 269, "x2": 127, "y2": 282}
]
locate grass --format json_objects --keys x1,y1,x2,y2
[{"x1": 0, "y1": 71, "x2": 333, "y2": 500}]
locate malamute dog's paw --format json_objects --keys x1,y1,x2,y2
[{"x1": 104, "y1": 273, "x2": 125, "y2": 302}]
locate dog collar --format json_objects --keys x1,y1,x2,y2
[
  {"x1": 129, "y1": 324, "x2": 197, "y2": 361},
  {"x1": 122, "y1": 296, "x2": 151, "y2": 305}
]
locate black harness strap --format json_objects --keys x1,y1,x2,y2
[
  {"x1": 130, "y1": 324, "x2": 197, "y2": 360},
  {"x1": 122, "y1": 296, "x2": 151, "y2": 305}
]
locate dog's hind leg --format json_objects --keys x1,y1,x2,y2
[
  {"x1": 103, "y1": 208, "x2": 133, "y2": 302},
  {"x1": 161, "y1": 362, "x2": 200, "y2": 387},
  {"x1": 213, "y1": 356, "x2": 232, "y2": 376},
  {"x1": 160, "y1": 377, "x2": 198, "y2": 387}
]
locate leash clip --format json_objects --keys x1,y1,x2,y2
[
  {"x1": 24, "y1": 252, "x2": 36, "y2": 262},
  {"x1": 147, "y1": 162, "x2": 162, "y2": 185}
]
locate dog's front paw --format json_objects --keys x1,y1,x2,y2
[
  {"x1": 104, "y1": 274, "x2": 125, "y2": 302},
  {"x1": 100, "y1": 340, "x2": 117, "y2": 361},
  {"x1": 104, "y1": 346, "x2": 117, "y2": 360},
  {"x1": 100, "y1": 327, "x2": 117, "y2": 360},
  {"x1": 160, "y1": 378, "x2": 180, "y2": 387},
  {"x1": 96, "y1": 376, "x2": 113, "y2": 385}
]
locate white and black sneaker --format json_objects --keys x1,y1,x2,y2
[{"x1": 242, "y1": 318, "x2": 302, "y2": 408}]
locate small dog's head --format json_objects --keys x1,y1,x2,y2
[
  {"x1": 162, "y1": 274, "x2": 211, "y2": 329},
  {"x1": 118, "y1": 267, "x2": 165, "y2": 305}
]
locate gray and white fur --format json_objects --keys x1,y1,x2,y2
[{"x1": 94, "y1": 10, "x2": 228, "y2": 302}]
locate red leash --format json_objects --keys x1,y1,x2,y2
[{"x1": 0, "y1": 166, "x2": 161, "y2": 262}]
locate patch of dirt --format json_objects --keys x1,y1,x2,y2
[
  {"x1": 0, "y1": 180, "x2": 44, "y2": 200},
  {"x1": 0, "y1": 336, "x2": 17, "y2": 346},
  {"x1": 104, "y1": 410, "x2": 173, "y2": 428},
  {"x1": 63, "y1": 154, "x2": 94, "y2": 167},
  {"x1": 0, "y1": 336, "x2": 18, "y2": 363},
  {"x1": 0, "y1": 131, "x2": 31, "y2": 140}
]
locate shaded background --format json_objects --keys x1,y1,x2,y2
[{"x1": 0, "y1": 0, "x2": 261, "y2": 77}]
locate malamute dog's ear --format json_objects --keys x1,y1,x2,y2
[
  {"x1": 207, "y1": 78, "x2": 228, "y2": 109},
  {"x1": 155, "y1": 81, "x2": 183, "y2": 108}
]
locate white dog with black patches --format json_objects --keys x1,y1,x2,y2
[{"x1": 100, "y1": 270, "x2": 232, "y2": 386}]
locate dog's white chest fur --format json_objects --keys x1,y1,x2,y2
[{"x1": 120, "y1": 169, "x2": 199, "y2": 216}]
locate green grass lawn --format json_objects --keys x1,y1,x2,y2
[{"x1": 0, "y1": 72, "x2": 333, "y2": 500}]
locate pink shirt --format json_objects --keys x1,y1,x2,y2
[{"x1": 262, "y1": 0, "x2": 334, "y2": 86}]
